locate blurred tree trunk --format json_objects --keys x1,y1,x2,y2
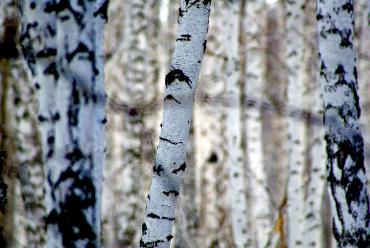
[
  {"x1": 317, "y1": 0, "x2": 370, "y2": 246},
  {"x1": 21, "y1": 0, "x2": 108, "y2": 246},
  {"x1": 303, "y1": 1, "x2": 326, "y2": 247},
  {"x1": 104, "y1": 0, "x2": 160, "y2": 246},
  {"x1": 244, "y1": 1, "x2": 272, "y2": 247},
  {"x1": 0, "y1": 0, "x2": 20, "y2": 246},
  {"x1": 140, "y1": 1, "x2": 211, "y2": 247},
  {"x1": 224, "y1": 1, "x2": 251, "y2": 247},
  {"x1": 192, "y1": 1, "x2": 232, "y2": 246},
  {"x1": 285, "y1": 0, "x2": 307, "y2": 246},
  {"x1": 11, "y1": 60, "x2": 46, "y2": 247}
]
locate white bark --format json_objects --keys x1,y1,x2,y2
[
  {"x1": 20, "y1": 0, "x2": 107, "y2": 247},
  {"x1": 140, "y1": 1, "x2": 211, "y2": 247},
  {"x1": 317, "y1": 0, "x2": 370, "y2": 246},
  {"x1": 285, "y1": 0, "x2": 307, "y2": 246},
  {"x1": 244, "y1": 1, "x2": 272, "y2": 247},
  {"x1": 303, "y1": 2, "x2": 326, "y2": 247},
  {"x1": 224, "y1": 1, "x2": 251, "y2": 247}
]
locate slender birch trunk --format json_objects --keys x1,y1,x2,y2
[
  {"x1": 224, "y1": 1, "x2": 251, "y2": 247},
  {"x1": 140, "y1": 1, "x2": 211, "y2": 247},
  {"x1": 285, "y1": 0, "x2": 307, "y2": 246},
  {"x1": 303, "y1": 2, "x2": 326, "y2": 247},
  {"x1": 317, "y1": 0, "x2": 370, "y2": 246},
  {"x1": 244, "y1": 1, "x2": 272, "y2": 247}
]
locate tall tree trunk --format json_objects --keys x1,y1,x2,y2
[
  {"x1": 244, "y1": 1, "x2": 272, "y2": 247},
  {"x1": 140, "y1": 1, "x2": 211, "y2": 247},
  {"x1": 21, "y1": 0, "x2": 108, "y2": 246},
  {"x1": 224, "y1": 1, "x2": 251, "y2": 247},
  {"x1": 0, "y1": 0, "x2": 20, "y2": 246},
  {"x1": 303, "y1": 1, "x2": 326, "y2": 247},
  {"x1": 317, "y1": 0, "x2": 370, "y2": 246},
  {"x1": 285, "y1": 0, "x2": 307, "y2": 246}
]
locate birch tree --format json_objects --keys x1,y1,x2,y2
[
  {"x1": 224, "y1": 1, "x2": 251, "y2": 247},
  {"x1": 21, "y1": 0, "x2": 108, "y2": 246},
  {"x1": 285, "y1": 0, "x2": 307, "y2": 246},
  {"x1": 317, "y1": 0, "x2": 370, "y2": 246},
  {"x1": 244, "y1": 1, "x2": 272, "y2": 247},
  {"x1": 303, "y1": 1, "x2": 326, "y2": 247},
  {"x1": 140, "y1": 1, "x2": 212, "y2": 247}
]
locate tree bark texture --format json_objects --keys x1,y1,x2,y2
[
  {"x1": 224, "y1": 1, "x2": 251, "y2": 247},
  {"x1": 317, "y1": 0, "x2": 370, "y2": 246},
  {"x1": 244, "y1": 1, "x2": 272, "y2": 247},
  {"x1": 285, "y1": 0, "x2": 307, "y2": 246},
  {"x1": 140, "y1": 1, "x2": 211, "y2": 247},
  {"x1": 21, "y1": 0, "x2": 108, "y2": 247}
]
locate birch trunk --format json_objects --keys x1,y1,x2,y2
[
  {"x1": 303, "y1": 2, "x2": 326, "y2": 247},
  {"x1": 285, "y1": 0, "x2": 307, "y2": 246},
  {"x1": 317, "y1": 0, "x2": 370, "y2": 246},
  {"x1": 140, "y1": 1, "x2": 211, "y2": 247},
  {"x1": 22, "y1": 0, "x2": 108, "y2": 246},
  {"x1": 244, "y1": 1, "x2": 272, "y2": 247},
  {"x1": 224, "y1": 1, "x2": 251, "y2": 247}
]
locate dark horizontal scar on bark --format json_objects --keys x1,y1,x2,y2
[
  {"x1": 165, "y1": 69, "x2": 192, "y2": 89},
  {"x1": 164, "y1": 94, "x2": 181, "y2": 104},
  {"x1": 162, "y1": 190, "x2": 179, "y2": 197},
  {"x1": 159, "y1": 137, "x2": 183, "y2": 145},
  {"x1": 176, "y1": 34, "x2": 191, "y2": 41},
  {"x1": 147, "y1": 212, "x2": 175, "y2": 221},
  {"x1": 172, "y1": 163, "x2": 186, "y2": 174}
]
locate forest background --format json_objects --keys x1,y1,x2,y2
[{"x1": 0, "y1": 0, "x2": 369, "y2": 247}]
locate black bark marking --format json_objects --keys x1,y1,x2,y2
[
  {"x1": 176, "y1": 34, "x2": 191, "y2": 41},
  {"x1": 142, "y1": 223, "x2": 148, "y2": 235},
  {"x1": 171, "y1": 163, "x2": 186, "y2": 174},
  {"x1": 159, "y1": 137, "x2": 183, "y2": 145},
  {"x1": 161, "y1": 216, "x2": 175, "y2": 221},
  {"x1": 140, "y1": 239, "x2": 165, "y2": 248},
  {"x1": 162, "y1": 190, "x2": 179, "y2": 197},
  {"x1": 38, "y1": 115, "x2": 47, "y2": 122},
  {"x1": 67, "y1": 81, "x2": 80, "y2": 127},
  {"x1": 101, "y1": 117, "x2": 107, "y2": 124},
  {"x1": 93, "y1": 0, "x2": 109, "y2": 22},
  {"x1": 164, "y1": 94, "x2": 181, "y2": 104},
  {"x1": 166, "y1": 235, "x2": 173, "y2": 241},
  {"x1": 153, "y1": 164, "x2": 164, "y2": 176},
  {"x1": 65, "y1": 148, "x2": 84, "y2": 163},
  {"x1": 207, "y1": 152, "x2": 218, "y2": 163},
  {"x1": 147, "y1": 213, "x2": 160, "y2": 219},
  {"x1": 66, "y1": 42, "x2": 92, "y2": 63},
  {"x1": 203, "y1": 40, "x2": 207, "y2": 54},
  {"x1": 165, "y1": 69, "x2": 192, "y2": 89},
  {"x1": 36, "y1": 48, "x2": 57, "y2": 58},
  {"x1": 53, "y1": 112, "x2": 60, "y2": 121},
  {"x1": 44, "y1": 62, "x2": 59, "y2": 80},
  {"x1": 44, "y1": 0, "x2": 84, "y2": 25}
]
